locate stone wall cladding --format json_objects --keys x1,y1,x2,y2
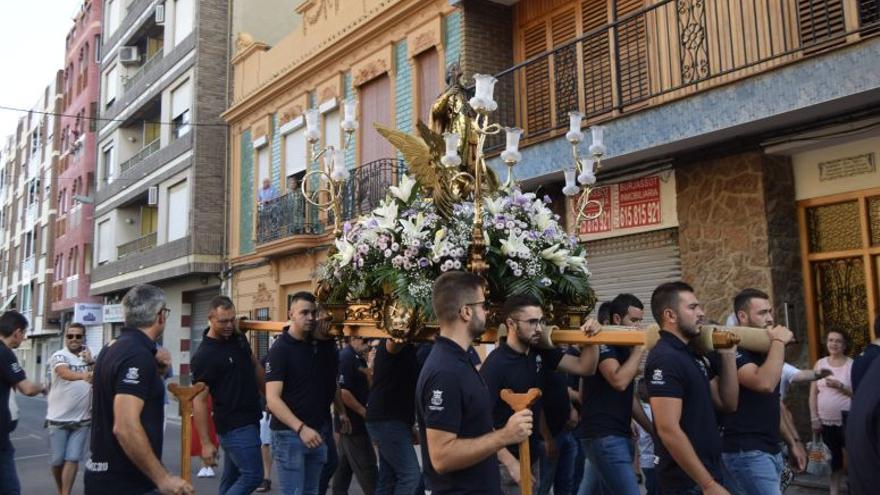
[
  {"x1": 191, "y1": 0, "x2": 230, "y2": 257},
  {"x1": 676, "y1": 151, "x2": 774, "y2": 322}
]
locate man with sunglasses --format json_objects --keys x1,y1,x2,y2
[
  {"x1": 46, "y1": 322, "x2": 95, "y2": 495},
  {"x1": 85, "y1": 284, "x2": 193, "y2": 495},
  {"x1": 481, "y1": 294, "x2": 601, "y2": 494}
]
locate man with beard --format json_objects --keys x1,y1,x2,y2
[
  {"x1": 720, "y1": 289, "x2": 797, "y2": 495},
  {"x1": 644, "y1": 282, "x2": 738, "y2": 495},
  {"x1": 578, "y1": 293, "x2": 652, "y2": 495},
  {"x1": 265, "y1": 292, "x2": 338, "y2": 495},
  {"x1": 85, "y1": 284, "x2": 193, "y2": 495},
  {"x1": 46, "y1": 322, "x2": 94, "y2": 495},
  {"x1": 481, "y1": 294, "x2": 601, "y2": 493},
  {"x1": 191, "y1": 296, "x2": 264, "y2": 495},
  {"x1": 416, "y1": 271, "x2": 534, "y2": 493}
]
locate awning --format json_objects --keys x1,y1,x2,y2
[{"x1": 0, "y1": 293, "x2": 16, "y2": 312}]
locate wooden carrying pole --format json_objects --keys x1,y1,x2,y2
[
  {"x1": 500, "y1": 388, "x2": 542, "y2": 494},
  {"x1": 168, "y1": 382, "x2": 206, "y2": 483}
]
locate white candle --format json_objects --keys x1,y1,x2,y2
[
  {"x1": 341, "y1": 100, "x2": 358, "y2": 131},
  {"x1": 566, "y1": 112, "x2": 584, "y2": 144},
  {"x1": 589, "y1": 125, "x2": 606, "y2": 157},
  {"x1": 578, "y1": 158, "x2": 596, "y2": 185},
  {"x1": 500, "y1": 127, "x2": 522, "y2": 163},
  {"x1": 305, "y1": 108, "x2": 321, "y2": 142},
  {"x1": 562, "y1": 168, "x2": 579, "y2": 196}
]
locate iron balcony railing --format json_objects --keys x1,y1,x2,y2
[
  {"x1": 119, "y1": 138, "x2": 160, "y2": 175},
  {"x1": 490, "y1": 0, "x2": 880, "y2": 147},
  {"x1": 256, "y1": 158, "x2": 407, "y2": 245},
  {"x1": 117, "y1": 231, "x2": 157, "y2": 259},
  {"x1": 123, "y1": 48, "x2": 164, "y2": 92}
]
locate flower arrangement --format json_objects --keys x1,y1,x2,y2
[{"x1": 316, "y1": 174, "x2": 592, "y2": 319}]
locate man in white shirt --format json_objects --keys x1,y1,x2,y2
[{"x1": 47, "y1": 323, "x2": 95, "y2": 495}]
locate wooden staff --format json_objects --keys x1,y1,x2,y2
[
  {"x1": 500, "y1": 388, "x2": 542, "y2": 495},
  {"x1": 168, "y1": 382, "x2": 206, "y2": 483}
]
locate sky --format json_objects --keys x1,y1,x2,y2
[{"x1": 0, "y1": 1, "x2": 81, "y2": 139}]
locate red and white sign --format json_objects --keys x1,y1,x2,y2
[{"x1": 575, "y1": 174, "x2": 666, "y2": 237}]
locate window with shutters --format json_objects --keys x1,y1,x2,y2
[
  {"x1": 358, "y1": 75, "x2": 393, "y2": 164},
  {"x1": 798, "y1": 0, "x2": 846, "y2": 52},
  {"x1": 170, "y1": 79, "x2": 192, "y2": 139},
  {"x1": 415, "y1": 48, "x2": 441, "y2": 125}
]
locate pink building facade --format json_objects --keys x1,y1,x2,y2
[{"x1": 52, "y1": 0, "x2": 103, "y2": 318}]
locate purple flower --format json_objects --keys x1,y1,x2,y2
[
  {"x1": 367, "y1": 218, "x2": 379, "y2": 229},
  {"x1": 343, "y1": 222, "x2": 352, "y2": 235},
  {"x1": 418, "y1": 257, "x2": 430, "y2": 268},
  {"x1": 543, "y1": 195, "x2": 552, "y2": 204}
]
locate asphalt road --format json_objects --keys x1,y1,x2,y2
[{"x1": 11, "y1": 395, "x2": 829, "y2": 494}]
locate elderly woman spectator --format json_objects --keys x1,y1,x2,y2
[{"x1": 809, "y1": 330, "x2": 853, "y2": 495}]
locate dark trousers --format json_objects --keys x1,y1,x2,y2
[{"x1": 332, "y1": 431, "x2": 378, "y2": 494}]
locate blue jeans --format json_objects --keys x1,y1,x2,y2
[
  {"x1": 318, "y1": 426, "x2": 338, "y2": 495},
  {"x1": 661, "y1": 486, "x2": 703, "y2": 495},
  {"x1": 576, "y1": 447, "x2": 600, "y2": 495},
  {"x1": 721, "y1": 450, "x2": 783, "y2": 495},
  {"x1": 272, "y1": 426, "x2": 329, "y2": 495},
  {"x1": 1, "y1": 433, "x2": 20, "y2": 495},
  {"x1": 582, "y1": 435, "x2": 639, "y2": 495},
  {"x1": 218, "y1": 423, "x2": 264, "y2": 495},
  {"x1": 367, "y1": 420, "x2": 423, "y2": 495},
  {"x1": 538, "y1": 431, "x2": 578, "y2": 495}
]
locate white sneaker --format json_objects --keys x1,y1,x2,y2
[{"x1": 197, "y1": 466, "x2": 215, "y2": 478}]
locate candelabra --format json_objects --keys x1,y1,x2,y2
[
  {"x1": 301, "y1": 100, "x2": 359, "y2": 236},
  {"x1": 562, "y1": 112, "x2": 606, "y2": 225}
]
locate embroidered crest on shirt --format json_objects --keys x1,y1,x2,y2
[
  {"x1": 429, "y1": 389, "x2": 444, "y2": 411},
  {"x1": 11, "y1": 362, "x2": 21, "y2": 374},
  {"x1": 123, "y1": 367, "x2": 140, "y2": 384},
  {"x1": 650, "y1": 368, "x2": 664, "y2": 385},
  {"x1": 694, "y1": 357, "x2": 709, "y2": 378}
]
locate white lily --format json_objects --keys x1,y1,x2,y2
[
  {"x1": 499, "y1": 231, "x2": 529, "y2": 257},
  {"x1": 389, "y1": 174, "x2": 417, "y2": 203},
  {"x1": 334, "y1": 238, "x2": 356, "y2": 267},
  {"x1": 568, "y1": 255, "x2": 589, "y2": 275},
  {"x1": 485, "y1": 196, "x2": 505, "y2": 216},
  {"x1": 399, "y1": 212, "x2": 429, "y2": 242},
  {"x1": 541, "y1": 245, "x2": 570, "y2": 271},
  {"x1": 533, "y1": 210, "x2": 554, "y2": 232},
  {"x1": 373, "y1": 200, "x2": 399, "y2": 230}
]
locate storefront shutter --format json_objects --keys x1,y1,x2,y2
[
  {"x1": 584, "y1": 228, "x2": 682, "y2": 325},
  {"x1": 85, "y1": 325, "x2": 104, "y2": 356},
  {"x1": 189, "y1": 289, "x2": 217, "y2": 354}
]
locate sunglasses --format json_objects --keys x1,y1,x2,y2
[{"x1": 66, "y1": 334, "x2": 84, "y2": 340}]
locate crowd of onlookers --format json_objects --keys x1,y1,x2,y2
[{"x1": 0, "y1": 276, "x2": 878, "y2": 495}]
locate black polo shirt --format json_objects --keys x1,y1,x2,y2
[
  {"x1": 0, "y1": 341, "x2": 26, "y2": 439},
  {"x1": 367, "y1": 341, "x2": 418, "y2": 426},
  {"x1": 265, "y1": 328, "x2": 338, "y2": 431},
  {"x1": 542, "y1": 369, "x2": 572, "y2": 437},
  {"x1": 338, "y1": 345, "x2": 369, "y2": 434},
  {"x1": 417, "y1": 342, "x2": 482, "y2": 369},
  {"x1": 845, "y1": 355, "x2": 880, "y2": 495},
  {"x1": 85, "y1": 327, "x2": 165, "y2": 494},
  {"x1": 578, "y1": 345, "x2": 633, "y2": 439},
  {"x1": 644, "y1": 330, "x2": 722, "y2": 491},
  {"x1": 852, "y1": 343, "x2": 880, "y2": 393},
  {"x1": 720, "y1": 349, "x2": 780, "y2": 454},
  {"x1": 190, "y1": 328, "x2": 262, "y2": 434},
  {"x1": 417, "y1": 336, "x2": 501, "y2": 494},
  {"x1": 480, "y1": 342, "x2": 564, "y2": 459}
]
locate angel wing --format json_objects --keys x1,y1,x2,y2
[{"x1": 373, "y1": 123, "x2": 438, "y2": 190}]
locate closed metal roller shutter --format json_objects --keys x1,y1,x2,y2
[
  {"x1": 190, "y1": 289, "x2": 218, "y2": 354},
  {"x1": 85, "y1": 325, "x2": 104, "y2": 357},
  {"x1": 585, "y1": 228, "x2": 682, "y2": 324}
]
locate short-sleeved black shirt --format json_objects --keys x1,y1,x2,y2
[
  {"x1": 480, "y1": 342, "x2": 564, "y2": 459},
  {"x1": 367, "y1": 341, "x2": 418, "y2": 426},
  {"x1": 578, "y1": 345, "x2": 633, "y2": 439},
  {"x1": 0, "y1": 341, "x2": 26, "y2": 437},
  {"x1": 417, "y1": 342, "x2": 482, "y2": 369},
  {"x1": 265, "y1": 328, "x2": 338, "y2": 431},
  {"x1": 541, "y1": 369, "x2": 572, "y2": 437},
  {"x1": 720, "y1": 349, "x2": 780, "y2": 454},
  {"x1": 190, "y1": 328, "x2": 262, "y2": 434},
  {"x1": 338, "y1": 345, "x2": 369, "y2": 434},
  {"x1": 417, "y1": 336, "x2": 501, "y2": 494},
  {"x1": 845, "y1": 355, "x2": 880, "y2": 494},
  {"x1": 852, "y1": 343, "x2": 880, "y2": 393},
  {"x1": 644, "y1": 331, "x2": 722, "y2": 491},
  {"x1": 85, "y1": 327, "x2": 165, "y2": 494}
]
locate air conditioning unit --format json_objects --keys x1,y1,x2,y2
[
  {"x1": 119, "y1": 46, "x2": 140, "y2": 65},
  {"x1": 155, "y1": 4, "x2": 166, "y2": 25},
  {"x1": 147, "y1": 186, "x2": 159, "y2": 206}
]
